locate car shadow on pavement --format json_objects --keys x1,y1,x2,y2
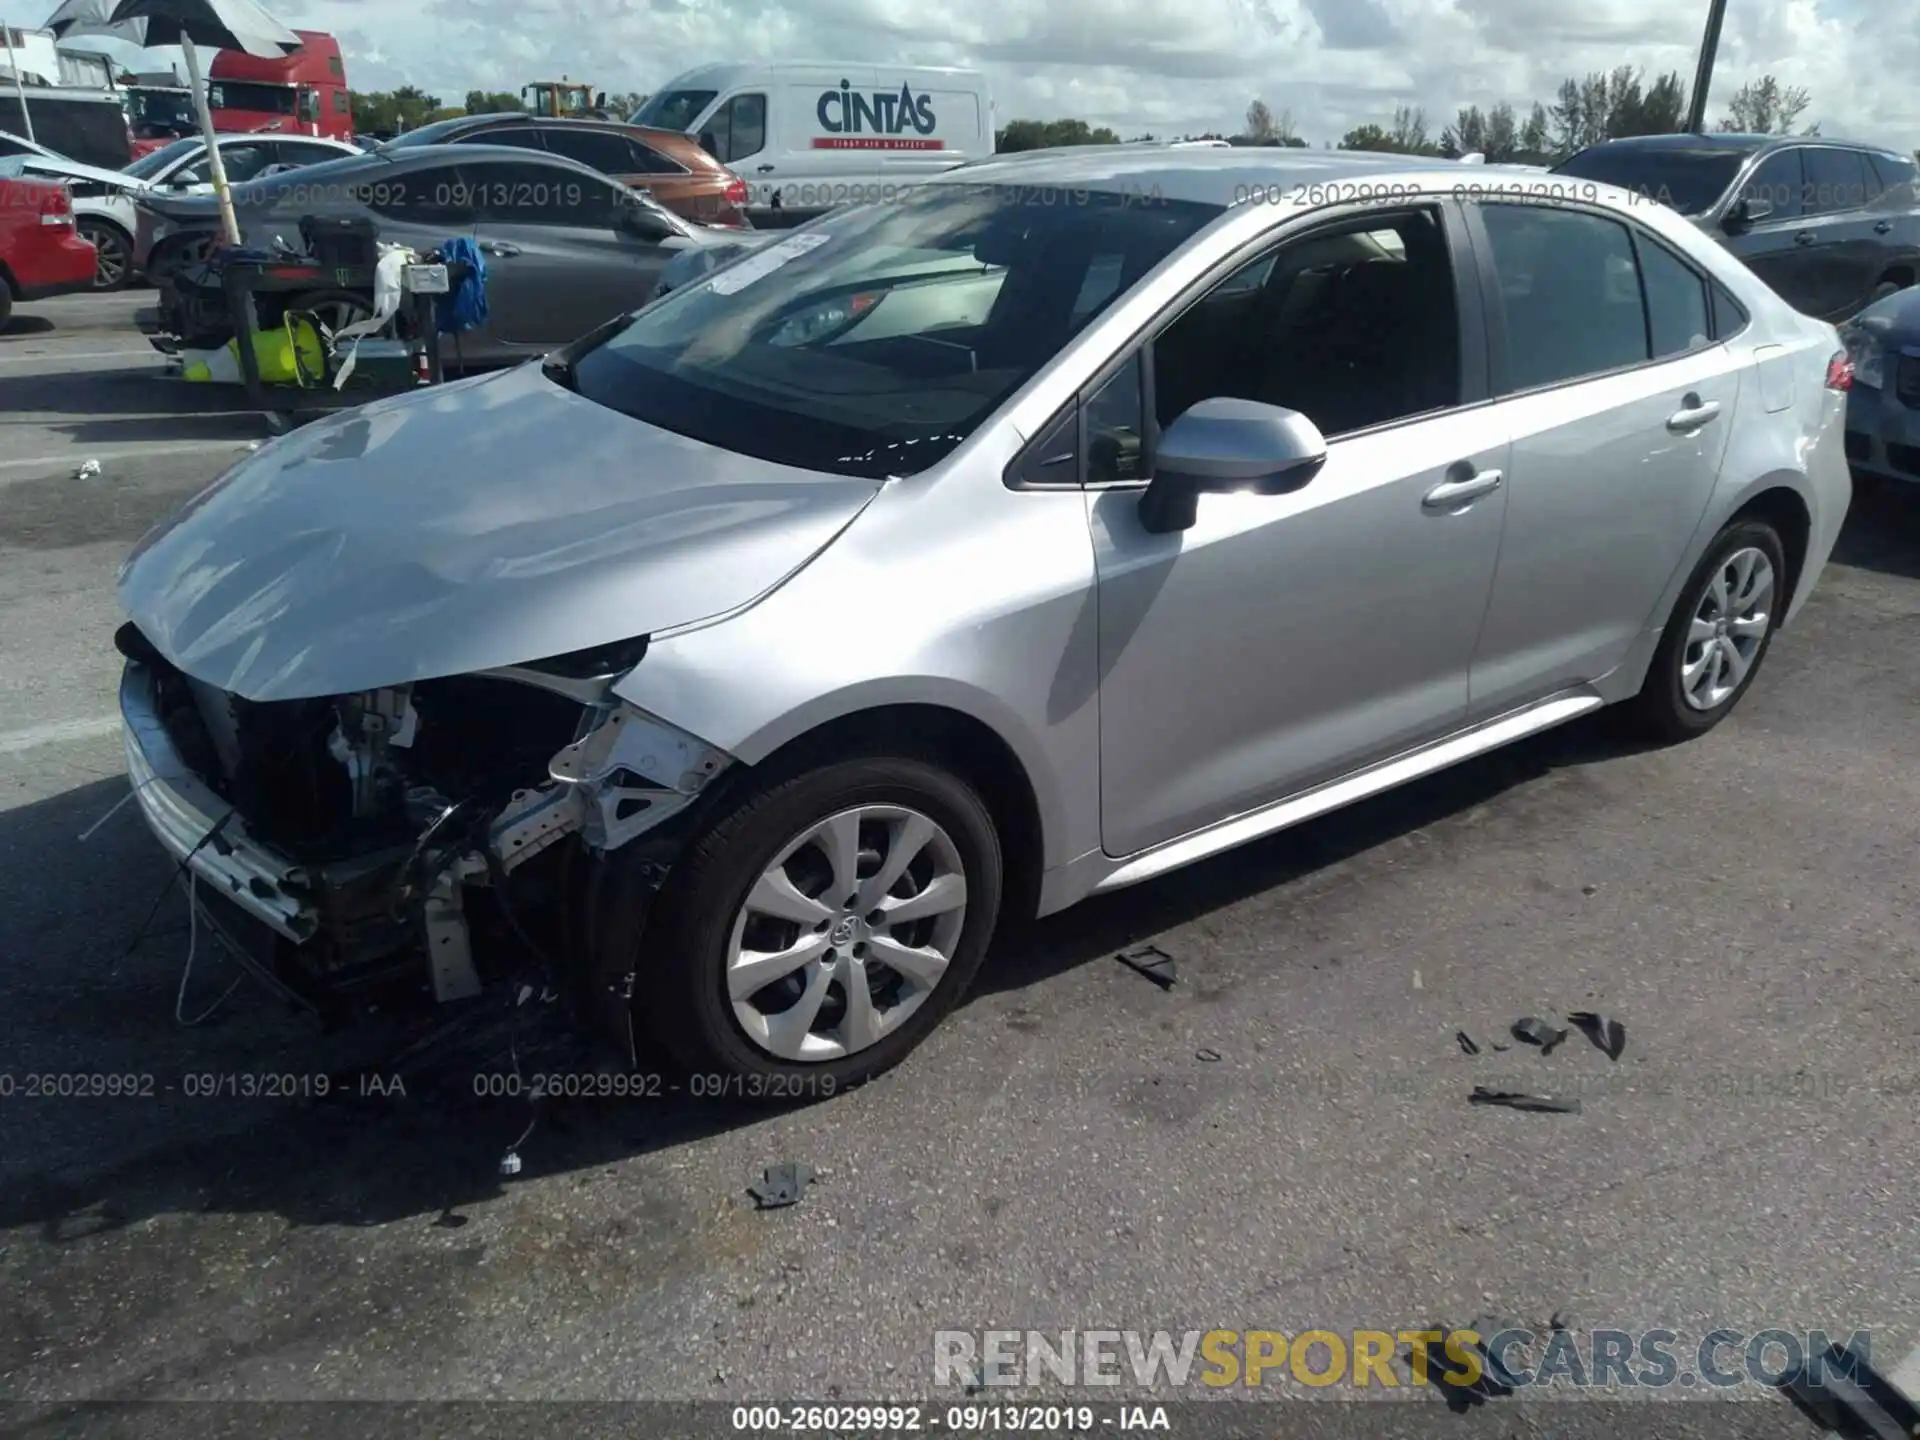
[
  {"x1": 1833, "y1": 471, "x2": 1920, "y2": 581},
  {"x1": 982, "y1": 709, "x2": 1661, "y2": 996},
  {"x1": 0, "y1": 360, "x2": 269, "y2": 447},
  {"x1": 0, "y1": 716, "x2": 1662, "y2": 1242},
  {"x1": 0, "y1": 314, "x2": 58, "y2": 337}
]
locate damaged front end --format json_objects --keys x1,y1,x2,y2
[{"x1": 114, "y1": 621, "x2": 731, "y2": 1038}]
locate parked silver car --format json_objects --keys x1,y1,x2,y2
[{"x1": 115, "y1": 149, "x2": 1852, "y2": 1091}]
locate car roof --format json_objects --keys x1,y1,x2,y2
[
  {"x1": 932, "y1": 146, "x2": 1497, "y2": 207},
  {"x1": 1571, "y1": 132, "x2": 1888, "y2": 157}
]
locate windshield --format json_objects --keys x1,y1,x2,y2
[
  {"x1": 125, "y1": 135, "x2": 202, "y2": 178},
  {"x1": 1550, "y1": 145, "x2": 1749, "y2": 217},
  {"x1": 631, "y1": 89, "x2": 716, "y2": 133},
  {"x1": 127, "y1": 89, "x2": 195, "y2": 131},
  {"x1": 208, "y1": 80, "x2": 298, "y2": 116},
  {"x1": 567, "y1": 183, "x2": 1222, "y2": 479}
]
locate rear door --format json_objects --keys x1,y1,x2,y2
[
  {"x1": 463, "y1": 158, "x2": 675, "y2": 347},
  {"x1": 1463, "y1": 200, "x2": 1743, "y2": 716},
  {"x1": 1800, "y1": 146, "x2": 1882, "y2": 318}
]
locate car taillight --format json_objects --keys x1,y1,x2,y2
[
  {"x1": 724, "y1": 176, "x2": 748, "y2": 206},
  {"x1": 1825, "y1": 350, "x2": 1854, "y2": 391},
  {"x1": 38, "y1": 185, "x2": 73, "y2": 227}
]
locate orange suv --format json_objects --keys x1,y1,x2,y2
[{"x1": 380, "y1": 115, "x2": 751, "y2": 227}]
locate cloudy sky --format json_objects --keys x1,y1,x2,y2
[{"x1": 56, "y1": 0, "x2": 1920, "y2": 151}]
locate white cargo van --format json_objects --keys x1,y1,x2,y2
[{"x1": 631, "y1": 63, "x2": 993, "y2": 226}]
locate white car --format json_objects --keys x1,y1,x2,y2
[
  {"x1": 0, "y1": 131, "x2": 150, "y2": 290},
  {"x1": 122, "y1": 132, "x2": 361, "y2": 197}
]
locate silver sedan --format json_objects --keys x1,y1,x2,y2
[{"x1": 114, "y1": 149, "x2": 1852, "y2": 1090}]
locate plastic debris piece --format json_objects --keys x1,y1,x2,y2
[
  {"x1": 748, "y1": 1162, "x2": 815, "y2": 1210},
  {"x1": 1511, "y1": 1017, "x2": 1569, "y2": 1054},
  {"x1": 1456, "y1": 1030, "x2": 1481, "y2": 1056},
  {"x1": 1115, "y1": 944, "x2": 1177, "y2": 990},
  {"x1": 1491, "y1": 1042, "x2": 1511, "y2": 1052},
  {"x1": 498, "y1": 1148, "x2": 522, "y2": 1176},
  {"x1": 1568, "y1": 1011, "x2": 1626, "y2": 1061},
  {"x1": 1469, "y1": 1085, "x2": 1581, "y2": 1114},
  {"x1": 1195, "y1": 1048, "x2": 1222, "y2": 1063},
  {"x1": 1778, "y1": 1342, "x2": 1920, "y2": 1437},
  {"x1": 74, "y1": 458, "x2": 101, "y2": 479}
]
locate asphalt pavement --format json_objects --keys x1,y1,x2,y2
[{"x1": 2, "y1": 291, "x2": 1918, "y2": 1429}]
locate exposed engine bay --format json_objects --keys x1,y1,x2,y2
[{"x1": 113, "y1": 621, "x2": 733, "y2": 1037}]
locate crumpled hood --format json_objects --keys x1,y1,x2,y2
[{"x1": 118, "y1": 363, "x2": 882, "y2": 701}]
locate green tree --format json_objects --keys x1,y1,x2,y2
[
  {"x1": 993, "y1": 117, "x2": 1121, "y2": 151},
  {"x1": 463, "y1": 89, "x2": 525, "y2": 115},
  {"x1": 1718, "y1": 75, "x2": 1815, "y2": 134},
  {"x1": 351, "y1": 85, "x2": 446, "y2": 135},
  {"x1": 1520, "y1": 102, "x2": 1550, "y2": 155},
  {"x1": 1339, "y1": 123, "x2": 1397, "y2": 151}
]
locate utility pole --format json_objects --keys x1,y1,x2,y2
[
  {"x1": 2, "y1": 21, "x2": 37, "y2": 142},
  {"x1": 1684, "y1": 0, "x2": 1729, "y2": 134}
]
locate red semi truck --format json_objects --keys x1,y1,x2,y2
[{"x1": 205, "y1": 30, "x2": 351, "y2": 142}]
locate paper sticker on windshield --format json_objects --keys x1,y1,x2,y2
[{"x1": 707, "y1": 232, "x2": 833, "y2": 295}]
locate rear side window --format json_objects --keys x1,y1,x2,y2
[
  {"x1": 624, "y1": 139, "x2": 686, "y2": 174},
  {"x1": 1869, "y1": 152, "x2": 1918, "y2": 205},
  {"x1": 470, "y1": 127, "x2": 549, "y2": 153},
  {"x1": 1709, "y1": 280, "x2": 1750, "y2": 340},
  {"x1": 705, "y1": 94, "x2": 766, "y2": 164},
  {"x1": 1803, "y1": 148, "x2": 1869, "y2": 214},
  {"x1": 1633, "y1": 235, "x2": 1711, "y2": 358},
  {"x1": 540, "y1": 128, "x2": 637, "y2": 175},
  {"x1": 1481, "y1": 204, "x2": 1646, "y2": 389}
]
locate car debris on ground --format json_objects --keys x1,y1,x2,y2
[
  {"x1": 1115, "y1": 944, "x2": 1178, "y2": 990},
  {"x1": 1568, "y1": 1010, "x2": 1627, "y2": 1060},
  {"x1": 748, "y1": 1162, "x2": 816, "y2": 1210},
  {"x1": 1511, "y1": 1016, "x2": 1570, "y2": 1054},
  {"x1": 1468, "y1": 1085, "x2": 1582, "y2": 1114}
]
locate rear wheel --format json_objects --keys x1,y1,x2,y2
[
  {"x1": 1870, "y1": 278, "x2": 1906, "y2": 305},
  {"x1": 633, "y1": 755, "x2": 1003, "y2": 1094},
  {"x1": 1629, "y1": 518, "x2": 1787, "y2": 742},
  {"x1": 0, "y1": 285, "x2": 13, "y2": 333}
]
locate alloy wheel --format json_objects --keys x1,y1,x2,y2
[
  {"x1": 726, "y1": 805, "x2": 969, "y2": 1062},
  {"x1": 1680, "y1": 546, "x2": 1774, "y2": 712},
  {"x1": 79, "y1": 221, "x2": 129, "y2": 290}
]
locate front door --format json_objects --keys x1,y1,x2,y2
[
  {"x1": 1725, "y1": 147, "x2": 1833, "y2": 317},
  {"x1": 462, "y1": 160, "x2": 675, "y2": 347},
  {"x1": 1464, "y1": 201, "x2": 1739, "y2": 716},
  {"x1": 1092, "y1": 204, "x2": 1510, "y2": 858}
]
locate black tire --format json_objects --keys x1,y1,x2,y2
[
  {"x1": 634, "y1": 754, "x2": 1004, "y2": 1094},
  {"x1": 1629, "y1": 518, "x2": 1787, "y2": 743},
  {"x1": 76, "y1": 218, "x2": 131, "y2": 292},
  {"x1": 1870, "y1": 279, "x2": 1905, "y2": 305},
  {"x1": 0, "y1": 284, "x2": 12, "y2": 333}
]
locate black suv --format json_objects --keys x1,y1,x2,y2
[{"x1": 1552, "y1": 134, "x2": 1920, "y2": 322}]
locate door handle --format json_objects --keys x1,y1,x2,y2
[
  {"x1": 756, "y1": 164, "x2": 776, "y2": 173},
  {"x1": 1874, "y1": 220, "x2": 1893, "y2": 235},
  {"x1": 1666, "y1": 395, "x2": 1722, "y2": 433},
  {"x1": 1794, "y1": 231, "x2": 1815, "y2": 246},
  {"x1": 1422, "y1": 465, "x2": 1502, "y2": 511},
  {"x1": 481, "y1": 241, "x2": 520, "y2": 258}
]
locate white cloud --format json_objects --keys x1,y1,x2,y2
[{"x1": 58, "y1": 0, "x2": 1920, "y2": 149}]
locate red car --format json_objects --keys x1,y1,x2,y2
[{"x1": 0, "y1": 175, "x2": 97, "y2": 331}]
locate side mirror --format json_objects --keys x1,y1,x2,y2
[
  {"x1": 697, "y1": 129, "x2": 719, "y2": 157},
  {"x1": 1137, "y1": 398, "x2": 1328, "y2": 535},
  {"x1": 1724, "y1": 195, "x2": 1772, "y2": 232},
  {"x1": 618, "y1": 203, "x2": 674, "y2": 241}
]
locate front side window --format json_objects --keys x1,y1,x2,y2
[
  {"x1": 1742, "y1": 150, "x2": 1804, "y2": 221},
  {"x1": 1152, "y1": 208, "x2": 1461, "y2": 439},
  {"x1": 175, "y1": 142, "x2": 275, "y2": 186},
  {"x1": 540, "y1": 128, "x2": 637, "y2": 175},
  {"x1": 1481, "y1": 204, "x2": 1648, "y2": 389},
  {"x1": 566, "y1": 185, "x2": 1222, "y2": 478},
  {"x1": 459, "y1": 160, "x2": 617, "y2": 227},
  {"x1": 705, "y1": 93, "x2": 767, "y2": 164},
  {"x1": 466, "y1": 126, "x2": 548, "y2": 153}
]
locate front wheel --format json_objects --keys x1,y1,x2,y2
[
  {"x1": 77, "y1": 218, "x2": 131, "y2": 291},
  {"x1": 633, "y1": 755, "x2": 1004, "y2": 1093},
  {"x1": 1629, "y1": 518, "x2": 1787, "y2": 742}
]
